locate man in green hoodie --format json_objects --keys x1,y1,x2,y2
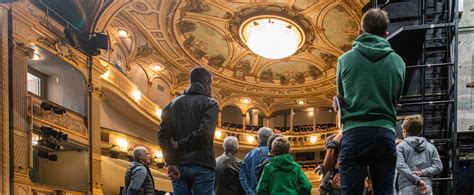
[
  {"x1": 256, "y1": 137, "x2": 312, "y2": 195},
  {"x1": 336, "y1": 9, "x2": 406, "y2": 195}
]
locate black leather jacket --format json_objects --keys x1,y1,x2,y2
[
  {"x1": 158, "y1": 83, "x2": 219, "y2": 169},
  {"x1": 215, "y1": 153, "x2": 246, "y2": 195}
]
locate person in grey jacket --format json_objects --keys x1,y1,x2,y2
[
  {"x1": 123, "y1": 147, "x2": 155, "y2": 195},
  {"x1": 396, "y1": 115, "x2": 443, "y2": 195}
]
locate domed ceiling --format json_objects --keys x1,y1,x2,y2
[{"x1": 95, "y1": 0, "x2": 368, "y2": 113}]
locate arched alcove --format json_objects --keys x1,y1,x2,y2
[
  {"x1": 245, "y1": 108, "x2": 265, "y2": 131},
  {"x1": 128, "y1": 64, "x2": 149, "y2": 96},
  {"x1": 150, "y1": 78, "x2": 171, "y2": 108},
  {"x1": 221, "y1": 105, "x2": 243, "y2": 130},
  {"x1": 269, "y1": 109, "x2": 291, "y2": 132}
]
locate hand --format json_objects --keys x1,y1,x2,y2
[
  {"x1": 413, "y1": 171, "x2": 423, "y2": 177},
  {"x1": 395, "y1": 138, "x2": 403, "y2": 145},
  {"x1": 168, "y1": 165, "x2": 181, "y2": 182},
  {"x1": 314, "y1": 165, "x2": 322, "y2": 174},
  {"x1": 332, "y1": 96, "x2": 342, "y2": 111},
  {"x1": 417, "y1": 180, "x2": 428, "y2": 194},
  {"x1": 171, "y1": 139, "x2": 178, "y2": 149}
]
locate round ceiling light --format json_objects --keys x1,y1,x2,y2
[
  {"x1": 118, "y1": 29, "x2": 128, "y2": 38},
  {"x1": 240, "y1": 16, "x2": 305, "y2": 60}
]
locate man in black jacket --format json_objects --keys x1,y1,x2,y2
[
  {"x1": 123, "y1": 146, "x2": 155, "y2": 195},
  {"x1": 158, "y1": 67, "x2": 218, "y2": 194},
  {"x1": 215, "y1": 136, "x2": 245, "y2": 195}
]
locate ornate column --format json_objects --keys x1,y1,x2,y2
[
  {"x1": 264, "y1": 116, "x2": 270, "y2": 127},
  {"x1": 11, "y1": 42, "x2": 33, "y2": 193},
  {"x1": 217, "y1": 110, "x2": 222, "y2": 128},
  {"x1": 313, "y1": 107, "x2": 317, "y2": 132},
  {"x1": 290, "y1": 108, "x2": 294, "y2": 132},
  {"x1": 90, "y1": 70, "x2": 103, "y2": 194},
  {"x1": 0, "y1": 7, "x2": 9, "y2": 194},
  {"x1": 242, "y1": 114, "x2": 246, "y2": 131}
]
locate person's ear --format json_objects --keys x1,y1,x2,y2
[{"x1": 382, "y1": 31, "x2": 389, "y2": 38}]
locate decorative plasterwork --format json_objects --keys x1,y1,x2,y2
[{"x1": 94, "y1": 0, "x2": 367, "y2": 108}]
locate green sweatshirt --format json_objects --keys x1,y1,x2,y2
[
  {"x1": 337, "y1": 33, "x2": 405, "y2": 133},
  {"x1": 256, "y1": 154, "x2": 312, "y2": 195}
]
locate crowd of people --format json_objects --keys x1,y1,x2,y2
[{"x1": 120, "y1": 8, "x2": 443, "y2": 195}]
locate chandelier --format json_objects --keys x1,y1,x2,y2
[{"x1": 240, "y1": 16, "x2": 305, "y2": 60}]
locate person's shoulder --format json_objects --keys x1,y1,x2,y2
[{"x1": 388, "y1": 52, "x2": 405, "y2": 65}]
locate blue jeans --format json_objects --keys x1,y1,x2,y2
[
  {"x1": 339, "y1": 127, "x2": 396, "y2": 195},
  {"x1": 172, "y1": 166, "x2": 215, "y2": 195}
]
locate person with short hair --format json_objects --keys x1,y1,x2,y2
[
  {"x1": 240, "y1": 127, "x2": 273, "y2": 195},
  {"x1": 255, "y1": 134, "x2": 284, "y2": 181},
  {"x1": 215, "y1": 136, "x2": 245, "y2": 195},
  {"x1": 158, "y1": 67, "x2": 219, "y2": 194},
  {"x1": 396, "y1": 115, "x2": 443, "y2": 195},
  {"x1": 256, "y1": 137, "x2": 312, "y2": 195},
  {"x1": 336, "y1": 8, "x2": 406, "y2": 194},
  {"x1": 123, "y1": 146, "x2": 155, "y2": 195}
]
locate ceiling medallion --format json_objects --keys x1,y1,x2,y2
[
  {"x1": 229, "y1": 6, "x2": 315, "y2": 59},
  {"x1": 239, "y1": 15, "x2": 305, "y2": 59}
]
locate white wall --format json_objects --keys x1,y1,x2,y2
[
  {"x1": 37, "y1": 151, "x2": 89, "y2": 191},
  {"x1": 100, "y1": 100, "x2": 158, "y2": 143},
  {"x1": 45, "y1": 70, "x2": 86, "y2": 115}
]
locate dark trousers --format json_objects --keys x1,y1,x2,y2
[{"x1": 339, "y1": 127, "x2": 396, "y2": 195}]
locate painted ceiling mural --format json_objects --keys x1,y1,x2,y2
[{"x1": 95, "y1": 0, "x2": 368, "y2": 112}]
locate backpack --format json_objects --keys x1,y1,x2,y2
[{"x1": 255, "y1": 147, "x2": 270, "y2": 182}]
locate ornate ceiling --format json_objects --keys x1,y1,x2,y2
[{"x1": 95, "y1": 0, "x2": 368, "y2": 113}]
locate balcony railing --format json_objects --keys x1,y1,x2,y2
[
  {"x1": 30, "y1": 94, "x2": 88, "y2": 144},
  {"x1": 99, "y1": 60, "x2": 162, "y2": 121}
]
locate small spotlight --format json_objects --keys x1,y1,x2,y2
[
  {"x1": 110, "y1": 150, "x2": 119, "y2": 159},
  {"x1": 53, "y1": 107, "x2": 66, "y2": 115},
  {"x1": 297, "y1": 100, "x2": 305, "y2": 105},
  {"x1": 40, "y1": 102, "x2": 53, "y2": 111},
  {"x1": 309, "y1": 111, "x2": 313, "y2": 116},
  {"x1": 118, "y1": 29, "x2": 128, "y2": 38}
]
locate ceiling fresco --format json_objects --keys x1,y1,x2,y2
[{"x1": 95, "y1": 0, "x2": 368, "y2": 112}]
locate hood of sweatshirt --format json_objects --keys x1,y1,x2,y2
[
  {"x1": 269, "y1": 154, "x2": 297, "y2": 172},
  {"x1": 404, "y1": 136, "x2": 428, "y2": 152},
  {"x1": 353, "y1": 33, "x2": 394, "y2": 62}
]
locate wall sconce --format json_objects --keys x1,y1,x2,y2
[
  {"x1": 246, "y1": 135, "x2": 255, "y2": 143},
  {"x1": 117, "y1": 138, "x2": 128, "y2": 151},
  {"x1": 214, "y1": 130, "x2": 222, "y2": 139},
  {"x1": 100, "y1": 70, "x2": 110, "y2": 79},
  {"x1": 309, "y1": 136, "x2": 317, "y2": 144}
]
